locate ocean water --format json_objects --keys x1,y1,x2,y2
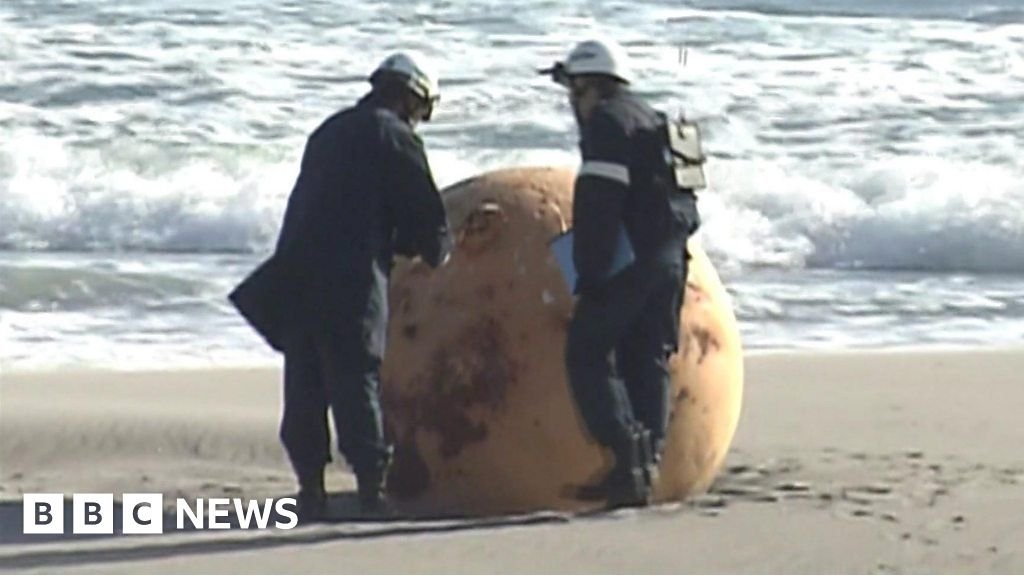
[{"x1": 1, "y1": 0, "x2": 1023, "y2": 371}]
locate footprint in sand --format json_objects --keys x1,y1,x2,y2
[
  {"x1": 715, "y1": 459, "x2": 823, "y2": 504},
  {"x1": 723, "y1": 464, "x2": 768, "y2": 482},
  {"x1": 690, "y1": 494, "x2": 728, "y2": 511},
  {"x1": 837, "y1": 484, "x2": 895, "y2": 513},
  {"x1": 712, "y1": 485, "x2": 761, "y2": 498},
  {"x1": 775, "y1": 481, "x2": 812, "y2": 494},
  {"x1": 858, "y1": 483, "x2": 894, "y2": 496},
  {"x1": 995, "y1": 467, "x2": 1022, "y2": 485},
  {"x1": 875, "y1": 562, "x2": 898, "y2": 574},
  {"x1": 841, "y1": 489, "x2": 880, "y2": 506},
  {"x1": 952, "y1": 515, "x2": 967, "y2": 530}
]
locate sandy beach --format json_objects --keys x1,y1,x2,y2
[{"x1": 1, "y1": 349, "x2": 1022, "y2": 574}]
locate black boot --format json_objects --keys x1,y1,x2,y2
[
  {"x1": 575, "y1": 430, "x2": 650, "y2": 509},
  {"x1": 634, "y1": 425, "x2": 660, "y2": 489},
  {"x1": 295, "y1": 467, "x2": 327, "y2": 523},
  {"x1": 604, "y1": 430, "x2": 650, "y2": 510},
  {"x1": 356, "y1": 448, "x2": 394, "y2": 516}
]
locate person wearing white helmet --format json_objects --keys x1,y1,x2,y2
[
  {"x1": 541, "y1": 39, "x2": 702, "y2": 509},
  {"x1": 230, "y1": 51, "x2": 452, "y2": 520},
  {"x1": 540, "y1": 38, "x2": 634, "y2": 121}
]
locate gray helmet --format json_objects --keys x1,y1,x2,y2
[{"x1": 369, "y1": 51, "x2": 440, "y2": 102}]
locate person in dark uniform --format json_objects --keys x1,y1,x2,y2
[
  {"x1": 541, "y1": 39, "x2": 702, "y2": 508},
  {"x1": 230, "y1": 52, "x2": 452, "y2": 519}
]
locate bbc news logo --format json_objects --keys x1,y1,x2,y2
[{"x1": 24, "y1": 494, "x2": 298, "y2": 535}]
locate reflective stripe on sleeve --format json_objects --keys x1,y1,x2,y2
[{"x1": 577, "y1": 161, "x2": 630, "y2": 185}]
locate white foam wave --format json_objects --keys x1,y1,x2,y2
[
  {"x1": 5, "y1": 132, "x2": 1021, "y2": 276},
  {"x1": 0, "y1": 130, "x2": 577, "y2": 254},
  {"x1": 702, "y1": 158, "x2": 1024, "y2": 273},
  {"x1": 0, "y1": 131, "x2": 294, "y2": 252},
  {"x1": 2, "y1": 0, "x2": 1022, "y2": 276}
]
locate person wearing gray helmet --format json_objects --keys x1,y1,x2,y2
[{"x1": 230, "y1": 51, "x2": 452, "y2": 520}]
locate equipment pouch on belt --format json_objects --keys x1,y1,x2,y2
[{"x1": 664, "y1": 116, "x2": 707, "y2": 192}]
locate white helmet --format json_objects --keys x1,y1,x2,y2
[
  {"x1": 369, "y1": 51, "x2": 440, "y2": 102},
  {"x1": 542, "y1": 39, "x2": 633, "y2": 85}
]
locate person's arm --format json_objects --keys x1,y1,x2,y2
[
  {"x1": 572, "y1": 107, "x2": 630, "y2": 293},
  {"x1": 385, "y1": 125, "x2": 453, "y2": 268}
]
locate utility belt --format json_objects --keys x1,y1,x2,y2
[{"x1": 660, "y1": 113, "x2": 707, "y2": 193}]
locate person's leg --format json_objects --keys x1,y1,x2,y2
[
  {"x1": 614, "y1": 266, "x2": 684, "y2": 493},
  {"x1": 279, "y1": 331, "x2": 331, "y2": 519},
  {"x1": 617, "y1": 265, "x2": 684, "y2": 461},
  {"x1": 565, "y1": 270, "x2": 655, "y2": 507},
  {"x1": 565, "y1": 295, "x2": 637, "y2": 448},
  {"x1": 316, "y1": 336, "x2": 392, "y2": 512}
]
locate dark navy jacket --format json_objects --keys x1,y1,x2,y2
[
  {"x1": 231, "y1": 94, "x2": 452, "y2": 355},
  {"x1": 572, "y1": 90, "x2": 699, "y2": 294}
]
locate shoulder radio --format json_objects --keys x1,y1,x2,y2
[{"x1": 664, "y1": 115, "x2": 708, "y2": 192}]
